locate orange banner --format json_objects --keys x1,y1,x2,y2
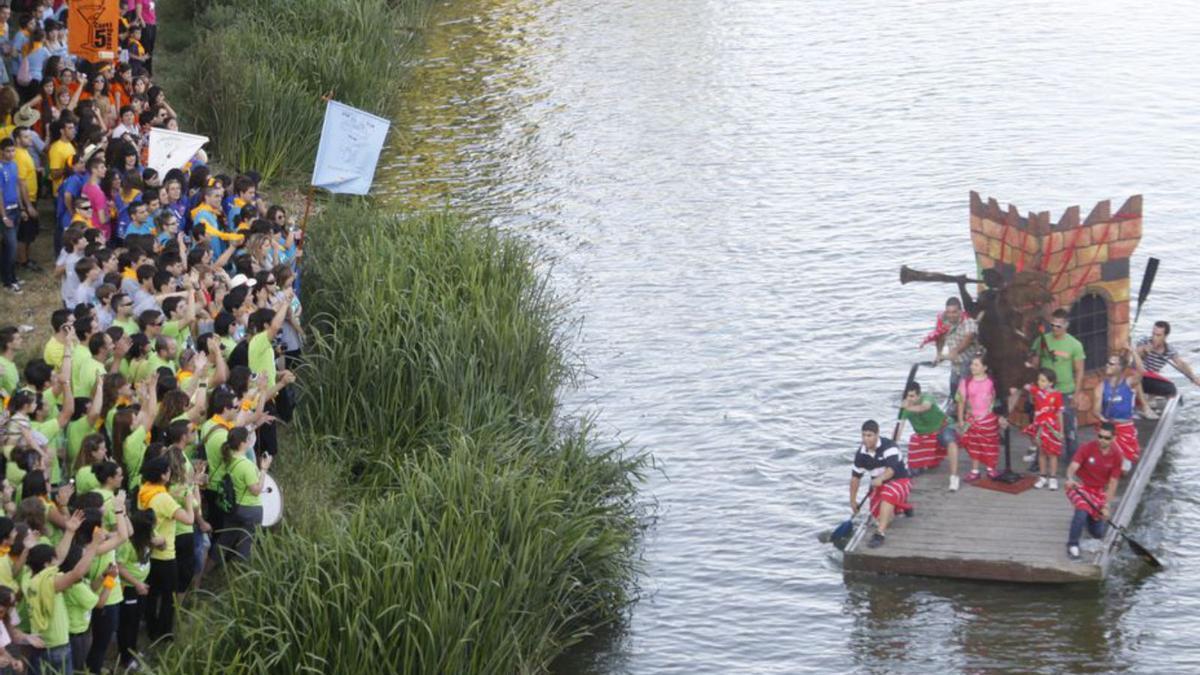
[{"x1": 68, "y1": 0, "x2": 120, "y2": 63}]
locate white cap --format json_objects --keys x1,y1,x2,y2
[{"x1": 228, "y1": 274, "x2": 257, "y2": 289}]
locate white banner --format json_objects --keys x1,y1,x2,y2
[
  {"x1": 147, "y1": 128, "x2": 209, "y2": 177},
  {"x1": 311, "y1": 100, "x2": 391, "y2": 195}
]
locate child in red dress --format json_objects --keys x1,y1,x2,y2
[{"x1": 1022, "y1": 368, "x2": 1064, "y2": 490}]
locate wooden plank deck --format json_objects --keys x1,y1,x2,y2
[{"x1": 843, "y1": 395, "x2": 1180, "y2": 583}]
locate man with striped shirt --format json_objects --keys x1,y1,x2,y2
[
  {"x1": 850, "y1": 420, "x2": 913, "y2": 549},
  {"x1": 1136, "y1": 321, "x2": 1199, "y2": 401}
]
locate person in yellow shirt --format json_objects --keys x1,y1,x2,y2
[
  {"x1": 138, "y1": 456, "x2": 196, "y2": 640},
  {"x1": 11, "y1": 125, "x2": 41, "y2": 271},
  {"x1": 47, "y1": 117, "x2": 78, "y2": 195},
  {"x1": 24, "y1": 511, "x2": 98, "y2": 674},
  {"x1": 43, "y1": 309, "x2": 76, "y2": 370}
]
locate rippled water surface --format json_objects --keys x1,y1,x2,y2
[{"x1": 377, "y1": 1, "x2": 1200, "y2": 671}]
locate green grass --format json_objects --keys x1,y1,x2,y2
[
  {"x1": 154, "y1": 205, "x2": 646, "y2": 673},
  {"x1": 168, "y1": 0, "x2": 430, "y2": 182},
  {"x1": 298, "y1": 206, "x2": 570, "y2": 458}
]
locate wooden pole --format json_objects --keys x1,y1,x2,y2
[{"x1": 298, "y1": 185, "x2": 315, "y2": 249}]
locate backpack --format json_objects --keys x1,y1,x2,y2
[
  {"x1": 201, "y1": 423, "x2": 237, "y2": 512},
  {"x1": 218, "y1": 472, "x2": 237, "y2": 513}
]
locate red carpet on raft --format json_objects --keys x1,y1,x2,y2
[{"x1": 971, "y1": 474, "x2": 1038, "y2": 495}]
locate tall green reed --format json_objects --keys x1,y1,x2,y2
[
  {"x1": 298, "y1": 205, "x2": 570, "y2": 459},
  {"x1": 155, "y1": 433, "x2": 641, "y2": 674},
  {"x1": 155, "y1": 206, "x2": 645, "y2": 673},
  {"x1": 174, "y1": 0, "x2": 430, "y2": 181}
]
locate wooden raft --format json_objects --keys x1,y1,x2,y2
[{"x1": 843, "y1": 395, "x2": 1180, "y2": 583}]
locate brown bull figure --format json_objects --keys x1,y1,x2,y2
[{"x1": 902, "y1": 266, "x2": 1054, "y2": 416}]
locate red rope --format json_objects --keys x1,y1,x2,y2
[
  {"x1": 1016, "y1": 225, "x2": 1029, "y2": 272},
  {"x1": 1063, "y1": 222, "x2": 1114, "y2": 298},
  {"x1": 1048, "y1": 224, "x2": 1090, "y2": 293}
]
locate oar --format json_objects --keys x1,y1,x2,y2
[
  {"x1": 1069, "y1": 487, "x2": 1163, "y2": 569},
  {"x1": 1131, "y1": 257, "x2": 1159, "y2": 331},
  {"x1": 818, "y1": 363, "x2": 922, "y2": 549},
  {"x1": 818, "y1": 489, "x2": 870, "y2": 550}
]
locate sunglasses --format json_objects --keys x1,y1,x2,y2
[
  {"x1": 1097, "y1": 434, "x2": 1114, "y2": 441},
  {"x1": 79, "y1": 205, "x2": 92, "y2": 211},
  {"x1": 1051, "y1": 323, "x2": 1067, "y2": 329}
]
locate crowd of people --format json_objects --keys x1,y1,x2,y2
[
  {"x1": 849, "y1": 293, "x2": 1198, "y2": 557},
  {"x1": 0, "y1": 2, "x2": 306, "y2": 672}
]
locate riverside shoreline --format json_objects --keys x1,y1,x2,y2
[{"x1": 145, "y1": 2, "x2": 646, "y2": 673}]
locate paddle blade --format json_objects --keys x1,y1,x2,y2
[
  {"x1": 1121, "y1": 532, "x2": 1164, "y2": 569},
  {"x1": 1137, "y1": 257, "x2": 1160, "y2": 307},
  {"x1": 832, "y1": 531, "x2": 853, "y2": 551},
  {"x1": 829, "y1": 519, "x2": 854, "y2": 550},
  {"x1": 816, "y1": 529, "x2": 834, "y2": 544}
]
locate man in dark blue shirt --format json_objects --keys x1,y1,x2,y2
[
  {"x1": 0, "y1": 138, "x2": 25, "y2": 293},
  {"x1": 850, "y1": 419, "x2": 914, "y2": 548}
]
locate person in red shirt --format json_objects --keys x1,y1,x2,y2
[{"x1": 1064, "y1": 422, "x2": 1123, "y2": 560}]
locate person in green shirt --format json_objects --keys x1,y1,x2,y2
[
  {"x1": 218, "y1": 427, "x2": 272, "y2": 563},
  {"x1": 65, "y1": 376, "x2": 105, "y2": 472},
  {"x1": 165, "y1": 420, "x2": 209, "y2": 592},
  {"x1": 23, "y1": 511, "x2": 99, "y2": 674},
  {"x1": 0, "y1": 327, "x2": 22, "y2": 396},
  {"x1": 109, "y1": 293, "x2": 139, "y2": 338},
  {"x1": 61, "y1": 542, "x2": 115, "y2": 673},
  {"x1": 71, "y1": 496, "x2": 131, "y2": 672},
  {"x1": 123, "y1": 334, "x2": 153, "y2": 385},
  {"x1": 899, "y1": 381, "x2": 962, "y2": 491},
  {"x1": 1029, "y1": 308, "x2": 1086, "y2": 463},
  {"x1": 214, "y1": 312, "x2": 238, "y2": 358},
  {"x1": 146, "y1": 336, "x2": 179, "y2": 376},
  {"x1": 28, "y1": 361, "x2": 78, "y2": 486},
  {"x1": 160, "y1": 294, "x2": 196, "y2": 348},
  {"x1": 0, "y1": 584, "x2": 46, "y2": 670},
  {"x1": 246, "y1": 288, "x2": 293, "y2": 390},
  {"x1": 116, "y1": 509, "x2": 156, "y2": 670},
  {"x1": 72, "y1": 331, "x2": 113, "y2": 408},
  {"x1": 72, "y1": 434, "x2": 109, "y2": 495},
  {"x1": 112, "y1": 375, "x2": 159, "y2": 491}
]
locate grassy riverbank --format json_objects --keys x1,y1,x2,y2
[
  {"x1": 155, "y1": 206, "x2": 644, "y2": 673},
  {"x1": 152, "y1": 2, "x2": 646, "y2": 670}
]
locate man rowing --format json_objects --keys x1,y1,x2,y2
[
  {"x1": 849, "y1": 420, "x2": 913, "y2": 549},
  {"x1": 1064, "y1": 422, "x2": 1123, "y2": 560},
  {"x1": 899, "y1": 381, "x2": 960, "y2": 490},
  {"x1": 1135, "y1": 320, "x2": 1200, "y2": 406}
]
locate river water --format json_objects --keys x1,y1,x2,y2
[{"x1": 376, "y1": 1, "x2": 1200, "y2": 672}]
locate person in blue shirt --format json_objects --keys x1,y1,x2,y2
[
  {"x1": 55, "y1": 153, "x2": 87, "y2": 254},
  {"x1": 0, "y1": 138, "x2": 30, "y2": 292},
  {"x1": 21, "y1": 27, "x2": 50, "y2": 86},
  {"x1": 124, "y1": 200, "x2": 155, "y2": 238}
]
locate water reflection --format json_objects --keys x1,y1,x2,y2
[
  {"x1": 845, "y1": 577, "x2": 1126, "y2": 673},
  {"x1": 376, "y1": 0, "x2": 1200, "y2": 671}
]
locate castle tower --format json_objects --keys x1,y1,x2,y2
[{"x1": 968, "y1": 191, "x2": 1143, "y2": 423}]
